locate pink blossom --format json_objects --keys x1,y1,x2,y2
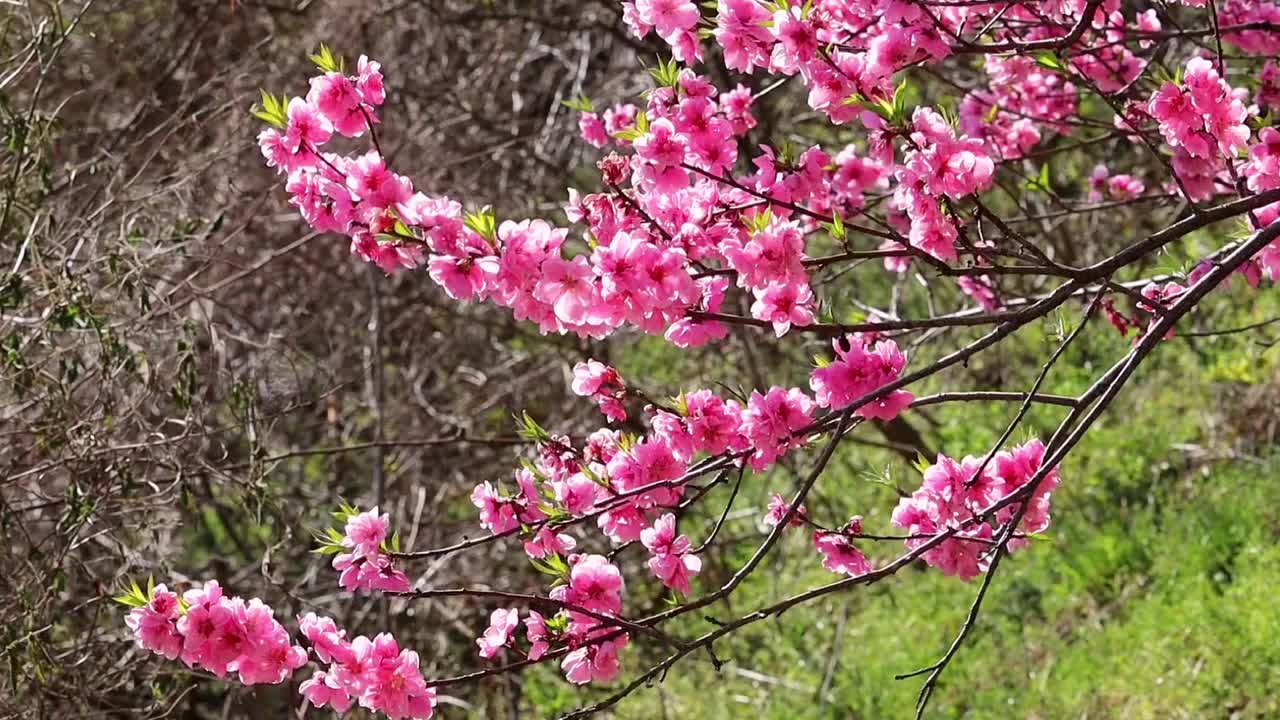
[
  {"x1": 299, "y1": 612, "x2": 350, "y2": 665},
  {"x1": 564, "y1": 554, "x2": 625, "y2": 616},
  {"x1": 472, "y1": 481, "x2": 520, "y2": 534},
  {"x1": 579, "y1": 111, "x2": 609, "y2": 147},
  {"x1": 283, "y1": 98, "x2": 332, "y2": 154},
  {"x1": 307, "y1": 71, "x2": 372, "y2": 137},
  {"x1": 561, "y1": 634, "x2": 629, "y2": 685},
  {"x1": 892, "y1": 441, "x2": 1059, "y2": 581},
  {"x1": 524, "y1": 526, "x2": 578, "y2": 559},
  {"x1": 125, "y1": 584, "x2": 183, "y2": 660},
  {"x1": 136, "y1": 581, "x2": 309, "y2": 686},
  {"x1": 763, "y1": 492, "x2": 808, "y2": 529},
  {"x1": 360, "y1": 634, "x2": 437, "y2": 719},
  {"x1": 343, "y1": 507, "x2": 390, "y2": 558},
  {"x1": 346, "y1": 151, "x2": 413, "y2": 208},
  {"x1": 301, "y1": 670, "x2": 353, "y2": 713},
  {"x1": 638, "y1": 0, "x2": 700, "y2": 40},
  {"x1": 741, "y1": 386, "x2": 814, "y2": 470},
  {"x1": 1107, "y1": 174, "x2": 1145, "y2": 200},
  {"x1": 810, "y1": 334, "x2": 914, "y2": 421},
  {"x1": 534, "y1": 256, "x2": 598, "y2": 325},
  {"x1": 476, "y1": 607, "x2": 520, "y2": 659},
  {"x1": 572, "y1": 360, "x2": 628, "y2": 421},
  {"x1": 814, "y1": 523, "x2": 872, "y2": 577},
  {"x1": 640, "y1": 514, "x2": 702, "y2": 594},
  {"x1": 356, "y1": 55, "x2": 385, "y2": 106},
  {"x1": 333, "y1": 553, "x2": 412, "y2": 594},
  {"x1": 750, "y1": 281, "x2": 815, "y2": 336},
  {"x1": 525, "y1": 611, "x2": 553, "y2": 660},
  {"x1": 1149, "y1": 57, "x2": 1250, "y2": 161}
]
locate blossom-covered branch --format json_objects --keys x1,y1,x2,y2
[{"x1": 118, "y1": 1, "x2": 1280, "y2": 717}]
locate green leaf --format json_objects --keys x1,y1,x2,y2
[
  {"x1": 892, "y1": 77, "x2": 910, "y2": 121},
  {"x1": 529, "y1": 557, "x2": 563, "y2": 578},
  {"x1": 670, "y1": 391, "x2": 689, "y2": 416},
  {"x1": 561, "y1": 95, "x2": 595, "y2": 113},
  {"x1": 822, "y1": 210, "x2": 846, "y2": 242},
  {"x1": 463, "y1": 206, "x2": 498, "y2": 244},
  {"x1": 113, "y1": 592, "x2": 147, "y2": 608},
  {"x1": 544, "y1": 552, "x2": 569, "y2": 576},
  {"x1": 539, "y1": 504, "x2": 569, "y2": 520},
  {"x1": 250, "y1": 90, "x2": 289, "y2": 129},
  {"x1": 1035, "y1": 52, "x2": 1064, "y2": 71},
  {"x1": 331, "y1": 500, "x2": 360, "y2": 523},
  {"x1": 746, "y1": 208, "x2": 774, "y2": 235},
  {"x1": 308, "y1": 43, "x2": 343, "y2": 74},
  {"x1": 647, "y1": 57, "x2": 682, "y2": 89},
  {"x1": 514, "y1": 411, "x2": 550, "y2": 443},
  {"x1": 520, "y1": 458, "x2": 549, "y2": 483},
  {"x1": 912, "y1": 452, "x2": 933, "y2": 475},
  {"x1": 393, "y1": 220, "x2": 415, "y2": 239},
  {"x1": 1024, "y1": 163, "x2": 1052, "y2": 194},
  {"x1": 112, "y1": 578, "x2": 150, "y2": 608},
  {"x1": 580, "y1": 463, "x2": 611, "y2": 488},
  {"x1": 613, "y1": 110, "x2": 651, "y2": 142}
]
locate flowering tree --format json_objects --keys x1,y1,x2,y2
[{"x1": 120, "y1": 1, "x2": 1280, "y2": 717}]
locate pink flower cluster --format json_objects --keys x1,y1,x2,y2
[
  {"x1": 127, "y1": 581, "x2": 307, "y2": 685},
  {"x1": 459, "y1": 335, "x2": 917, "y2": 668},
  {"x1": 231, "y1": 1, "x2": 1280, "y2": 705},
  {"x1": 1088, "y1": 165, "x2": 1146, "y2": 202},
  {"x1": 470, "y1": 556, "x2": 632, "y2": 685},
  {"x1": 1136, "y1": 280, "x2": 1189, "y2": 341},
  {"x1": 477, "y1": 338, "x2": 911, "y2": 534},
  {"x1": 1148, "y1": 57, "x2": 1251, "y2": 161},
  {"x1": 634, "y1": 0, "x2": 956, "y2": 116},
  {"x1": 895, "y1": 108, "x2": 996, "y2": 262},
  {"x1": 892, "y1": 440, "x2": 1059, "y2": 581},
  {"x1": 476, "y1": 607, "x2": 521, "y2": 659},
  {"x1": 332, "y1": 507, "x2": 411, "y2": 594},
  {"x1": 960, "y1": 55, "x2": 1076, "y2": 160},
  {"x1": 739, "y1": 386, "x2": 816, "y2": 470},
  {"x1": 571, "y1": 360, "x2": 629, "y2": 422},
  {"x1": 263, "y1": 45, "x2": 1046, "y2": 350},
  {"x1": 640, "y1": 513, "x2": 702, "y2": 594},
  {"x1": 555, "y1": 554, "x2": 631, "y2": 684},
  {"x1": 1219, "y1": 0, "x2": 1280, "y2": 55},
  {"x1": 814, "y1": 516, "x2": 872, "y2": 577},
  {"x1": 299, "y1": 613, "x2": 437, "y2": 718},
  {"x1": 810, "y1": 333, "x2": 914, "y2": 421},
  {"x1": 762, "y1": 492, "x2": 808, "y2": 529}
]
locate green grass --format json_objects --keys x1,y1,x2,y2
[
  {"x1": 512, "y1": 276, "x2": 1280, "y2": 719},
  {"x1": 577, "y1": 458, "x2": 1280, "y2": 720}
]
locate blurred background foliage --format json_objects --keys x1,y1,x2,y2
[{"x1": 2, "y1": 1, "x2": 1279, "y2": 719}]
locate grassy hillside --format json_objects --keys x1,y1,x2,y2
[{"x1": 513, "y1": 277, "x2": 1280, "y2": 719}]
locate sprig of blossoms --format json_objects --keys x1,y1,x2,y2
[
  {"x1": 150, "y1": 0, "x2": 1280, "y2": 710},
  {"x1": 316, "y1": 504, "x2": 412, "y2": 594},
  {"x1": 298, "y1": 613, "x2": 437, "y2": 718},
  {"x1": 1148, "y1": 56, "x2": 1251, "y2": 160},
  {"x1": 122, "y1": 580, "x2": 307, "y2": 686},
  {"x1": 892, "y1": 440, "x2": 1060, "y2": 581}
]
